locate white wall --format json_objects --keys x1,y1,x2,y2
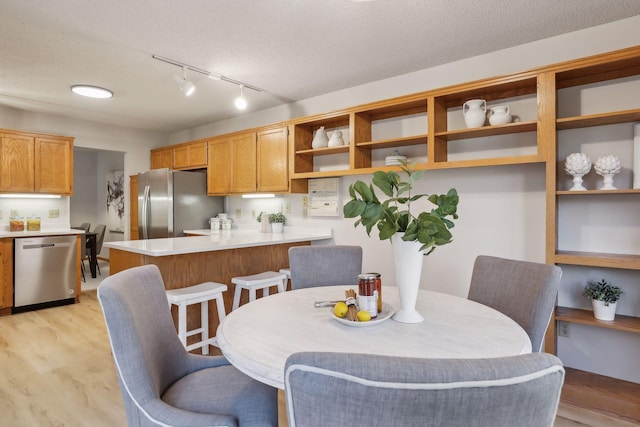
[{"x1": 171, "y1": 16, "x2": 640, "y2": 383}]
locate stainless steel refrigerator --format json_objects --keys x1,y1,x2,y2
[{"x1": 138, "y1": 168, "x2": 224, "y2": 239}]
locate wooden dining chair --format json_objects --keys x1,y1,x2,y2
[
  {"x1": 288, "y1": 245, "x2": 362, "y2": 290},
  {"x1": 285, "y1": 351, "x2": 564, "y2": 427},
  {"x1": 468, "y1": 255, "x2": 562, "y2": 352},
  {"x1": 98, "y1": 264, "x2": 278, "y2": 427}
]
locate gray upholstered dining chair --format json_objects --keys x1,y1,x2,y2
[
  {"x1": 98, "y1": 264, "x2": 278, "y2": 427},
  {"x1": 288, "y1": 245, "x2": 362, "y2": 290},
  {"x1": 284, "y1": 351, "x2": 564, "y2": 427},
  {"x1": 468, "y1": 255, "x2": 562, "y2": 352}
]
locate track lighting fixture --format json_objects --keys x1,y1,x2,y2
[
  {"x1": 235, "y1": 85, "x2": 248, "y2": 110},
  {"x1": 152, "y1": 54, "x2": 261, "y2": 110},
  {"x1": 179, "y1": 66, "x2": 196, "y2": 96}
]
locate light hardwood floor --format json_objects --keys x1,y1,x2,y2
[{"x1": 0, "y1": 285, "x2": 637, "y2": 427}]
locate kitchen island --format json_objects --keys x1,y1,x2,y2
[{"x1": 105, "y1": 227, "x2": 333, "y2": 350}]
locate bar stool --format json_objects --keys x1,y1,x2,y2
[
  {"x1": 231, "y1": 271, "x2": 288, "y2": 310},
  {"x1": 166, "y1": 282, "x2": 227, "y2": 355},
  {"x1": 279, "y1": 268, "x2": 291, "y2": 291}
]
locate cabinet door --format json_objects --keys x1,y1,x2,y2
[
  {"x1": 257, "y1": 127, "x2": 289, "y2": 192},
  {"x1": 129, "y1": 175, "x2": 139, "y2": 240},
  {"x1": 151, "y1": 147, "x2": 172, "y2": 169},
  {"x1": 231, "y1": 132, "x2": 257, "y2": 193},
  {"x1": 173, "y1": 141, "x2": 207, "y2": 170},
  {"x1": 207, "y1": 138, "x2": 232, "y2": 194},
  {"x1": 0, "y1": 238, "x2": 12, "y2": 309},
  {"x1": 34, "y1": 137, "x2": 73, "y2": 195},
  {"x1": 0, "y1": 134, "x2": 35, "y2": 192}
]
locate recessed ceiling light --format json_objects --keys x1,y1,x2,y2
[{"x1": 71, "y1": 85, "x2": 113, "y2": 99}]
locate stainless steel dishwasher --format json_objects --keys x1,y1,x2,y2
[{"x1": 13, "y1": 235, "x2": 77, "y2": 313}]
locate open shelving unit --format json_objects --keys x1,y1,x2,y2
[{"x1": 544, "y1": 47, "x2": 640, "y2": 423}]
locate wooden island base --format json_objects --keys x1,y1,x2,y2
[{"x1": 109, "y1": 241, "x2": 310, "y2": 350}]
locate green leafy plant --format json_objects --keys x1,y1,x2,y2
[
  {"x1": 256, "y1": 212, "x2": 286, "y2": 224},
  {"x1": 582, "y1": 279, "x2": 623, "y2": 305},
  {"x1": 343, "y1": 161, "x2": 459, "y2": 255},
  {"x1": 269, "y1": 212, "x2": 286, "y2": 224}
]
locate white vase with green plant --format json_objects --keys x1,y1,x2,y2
[
  {"x1": 343, "y1": 161, "x2": 459, "y2": 323},
  {"x1": 582, "y1": 279, "x2": 623, "y2": 321},
  {"x1": 256, "y1": 212, "x2": 286, "y2": 233}
]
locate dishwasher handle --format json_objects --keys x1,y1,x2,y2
[{"x1": 22, "y1": 243, "x2": 56, "y2": 249}]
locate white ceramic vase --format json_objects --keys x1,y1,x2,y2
[
  {"x1": 311, "y1": 126, "x2": 329, "y2": 149},
  {"x1": 462, "y1": 99, "x2": 487, "y2": 129},
  {"x1": 271, "y1": 223, "x2": 283, "y2": 233},
  {"x1": 327, "y1": 130, "x2": 344, "y2": 147},
  {"x1": 391, "y1": 233, "x2": 424, "y2": 323},
  {"x1": 592, "y1": 299, "x2": 617, "y2": 321}
]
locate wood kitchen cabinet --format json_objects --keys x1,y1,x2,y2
[
  {"x1": 207, "y1": 137, "x2": 232, "y2": 194},
  {"x1": 207, "y1": 132, "x2": 256, "y2": 195},
  {"x1": 34, "y1": 137, "x2": 74, "y2": 194},
  {"x1": 0, "y1": 238, "x2": 13, "y2": 315},
  {"x1": 257, "y1": 126, "x2": 289, "y2": 192},
  {"x1": 0, "y1": 129, "x2": 74, "y2": 195},
  {"x1": 0, "y1": 133, "x2": 35, "y2": 192},
  {"x1": 172, "y1": 140, "x2": 207, "y2": 170},
  {"x1": 150, "y1": 147, "x2": 172, "y2": 169},
  {"x1": 129, "y1": 175, "x2": 139, "y2": 240},
  {"x1": 207, "y1": 126, "x2": 288, "y2": 195}
]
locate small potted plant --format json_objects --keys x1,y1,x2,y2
[
  {"x1": 269, "y1": 212, "x2": 286, "y2": 233},
  {"x1": 582, "y1": 279, "x2": 623, "y2": 321},
  {"x1": 256, "y1": 212, "x2": 286, "y2": 233}
]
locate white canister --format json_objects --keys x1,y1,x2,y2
[
  {"x1": 210, "y1": 218, "x2": 221, "y2": 231},
  {"x1": 218, "y1": 213, "x2": 228, "y2": 220},
  {"x1": 222, "y1": 219, "x2": 232, "y2": 230}
]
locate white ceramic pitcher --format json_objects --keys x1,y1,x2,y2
[
  {"x1": 462, "y1": 99, "x2": 487, "y2": 128},
  {"x1": 488, "y1": 105, "x2": 512, "y2": 125}
]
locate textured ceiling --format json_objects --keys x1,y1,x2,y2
[{"x1": 0, "y1": 0, "x2": 639, "y2": 133}]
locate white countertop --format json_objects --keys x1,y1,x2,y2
[
  {"x1": 105, "y1": 227, "x2": 332, "y2": 257},
  {"x1": 0, "y1": 229, "x2": 84, "y2": 238}
]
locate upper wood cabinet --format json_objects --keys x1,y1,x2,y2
[
  {"x1": 206, "y1": 126, "x2": 289, "y2": 195},
  {"x1": 257, "y1": 126, "x2": 289, "y2": 192},
  {"x1": 232, "y1": 132, "x2": 257, "y2": 193},
  {"x1": 207, "y1": 137, "x2": 233, "y2": 195},
  {"x1": 34, "y1": 137, "x2": 74, "y2": 194},
  {"x1": 0, "y1": 133, "x2": 35, "y2": 192},
  {"x1": 151, "y1": 141, "x2": 208, "y2": 171},
  {"x1": 173, "y1": 141, "x2": 207, "y2": 170},
  {"x1": 0, "y1": 129, "x2": 74, "y2": 195},
  {"x1": 150, "y1": 147, "x2": 172, "y2": 170},
  {"x1": 207, "y1": 132, "x2": 258, "y2": 195}
]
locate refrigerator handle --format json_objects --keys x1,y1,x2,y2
[{"x1": 142, "y1": 184, "x2": 150, "y2": 239}]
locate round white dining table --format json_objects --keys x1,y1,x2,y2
[{"x1": 216, "y1": 285, "x2": 532, "y2": 389}]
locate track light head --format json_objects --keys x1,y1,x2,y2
[
  {"x1": 180, "y1": 66, "x2": 195, "y2": 96},
  {"x1": 180, "y1": 80, "x2": 195, "y2": 96},
  {"x1": 235, "y1": 85, "x2": 248, "y2": 110}
]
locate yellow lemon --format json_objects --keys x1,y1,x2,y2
[
  {"x1": 357, "y1": 310, "x2": 371, "y2": 322},
  {"x1": 333, "y1": 302, "x2": 348, "y2": 318}
]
